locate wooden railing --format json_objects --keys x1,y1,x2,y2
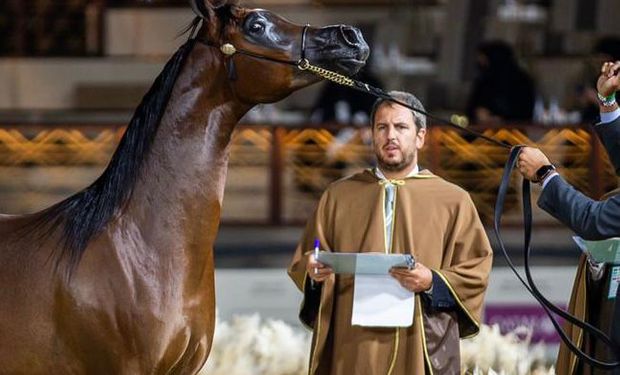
[{"x1": 0, "y1": 122, "x2": 617, "y2": 224}]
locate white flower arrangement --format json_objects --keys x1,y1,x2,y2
[
  {"x1": 200, "y1": 315, "x2": 554, "y2": 375},
  {"x1": 460, "y1": 324, "x2": 555, "y2": 375},
  {"x1": 199, "y1": 314, "x2": 310, "y2": 375}
]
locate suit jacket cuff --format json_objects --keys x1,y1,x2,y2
[
  {"x1": 597, "y1": 108, "x2": 620, "y2": 125},
  {"x1": 423, "y1": 271, "x2": 456, "y2": 310},
  {"x1": 537, "y1": 173, "x2": 562, "y2": 215}
]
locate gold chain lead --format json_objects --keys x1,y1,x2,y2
[{"x1": 297, "y1": 59, "x2": 355, "y2": 87}]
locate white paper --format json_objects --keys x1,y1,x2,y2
[{"x1": 351, "y1": 274, "x2": 415, "y2": 327}]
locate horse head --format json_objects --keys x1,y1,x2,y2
[{"x1": 190, "y1": 0, "x2": 369, "y2": 104}]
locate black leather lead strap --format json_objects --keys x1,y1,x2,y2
[
  {"x1": 494, "y1": 146, "x2": 620, "y2": 369},
  {"x1": 347, "y1": 80, "x2": 512, "y2": 149}
]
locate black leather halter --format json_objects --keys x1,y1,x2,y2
[{"x1": 193, "y1": 23, "x2": 311, "y2": 80}]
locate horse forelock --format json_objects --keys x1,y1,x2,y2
[
  {"x1": 217, "y1": 3, "x2": 241, "y2": 23},
  {"x1": 214, "y1": 0, "x2": 240, "y2": 11},
  {"x1": 25, "y1": 40, "x2": 197, "y2": 278}
]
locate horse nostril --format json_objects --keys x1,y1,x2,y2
[{"x1": 339, "y1": 26, "x2": 361, "y2": 47}]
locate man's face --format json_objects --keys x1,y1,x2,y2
[{"x1": 372, "y1": 103, "x2": 426, "y2": 173}]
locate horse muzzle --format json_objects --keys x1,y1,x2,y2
[{"x1": 305, "y1": 25, "x2": 369, "y2": 75}]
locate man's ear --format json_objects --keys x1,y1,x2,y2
[{"x1": 416, "y1": 127, "x2": 427, "y2": 148}]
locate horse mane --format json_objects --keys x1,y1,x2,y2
[
  {"x1": 29, "y1": 40, "x2": 196, "y2": 275},
  {"x1": 21, "y1": 2, "x2": 245, "y2": 277}
]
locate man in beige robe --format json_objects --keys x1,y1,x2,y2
[{"x1": 288, "y1": 91, "x2": 493, "y2": 375}]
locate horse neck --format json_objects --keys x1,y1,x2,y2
[{"x1": 119, "y1": 44, "x2": 250, "y2": 263}]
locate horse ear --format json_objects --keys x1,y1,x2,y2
[
  {"x1": 189, "y1": 0, "x2": 227, "y2": 19},
  {"x1": 210, "y1": 0, "x2": 228, "y2": 8},
  {"x1": 189, "y1": 0, "x2": 209, "y2": 18}
]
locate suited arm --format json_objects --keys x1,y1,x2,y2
[
  {"x1": 535, "y1": 62, "x2": 620, "y2": 240},
  {"x1": 595, "y1": 113, "x2": 620, "y2": 176},
  {"x1": 538, "y1": 176, "x2": 620, "y2": 240},
  {"x1": 593, "y1": 60, "x2": 620, "y2": 175}
]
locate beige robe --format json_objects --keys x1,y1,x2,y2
[{"x1": 288, "y1": 169, "x2": 493, "y2": 375}]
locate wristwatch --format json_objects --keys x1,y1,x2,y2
[{"x1": 535, "y1": 164, "x2": 556, "y2": 184}]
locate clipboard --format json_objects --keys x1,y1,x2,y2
[{"x1": 316, "y1": 252, "x2": 415, "y2": 275}]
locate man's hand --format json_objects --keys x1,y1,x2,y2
[
  {"x1": 306, "y1": 254, "x2": 333, "y2": 283},
  {"x1": 517, "y1": 147, "x2": 551, "y2": 181},
  {"x1": 389, "y1": 262, "x2": 433, "y2": 293},
  {"x1": 596, "y1": 61, "x2": 620, "y2": 97}
]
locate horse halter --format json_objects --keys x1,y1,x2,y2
[
  {"x1": 193, "y1": 21, "x2": 367, "y2": 93},
  {"x1": 194, "y1": 23, "x2": 317, "y2": 81}
]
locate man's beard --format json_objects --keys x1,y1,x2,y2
[{"x1": 376, "y1": 148, "x2": 416, "y2": 172}]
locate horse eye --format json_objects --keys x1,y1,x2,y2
[{"x1": 248, "y1": 22, "x2": 265, "y2": 34}]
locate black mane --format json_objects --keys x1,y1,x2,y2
[{"x1": 30, "y1": 40, "x2": 195, "y2": 274}]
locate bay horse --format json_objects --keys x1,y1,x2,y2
[{"x1": 0, "y1": 0, "x2": 368, "y2": 373}]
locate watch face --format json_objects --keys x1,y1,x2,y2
[{"x1": 536, "y1": 165, "x2": 554, "y2": 179}]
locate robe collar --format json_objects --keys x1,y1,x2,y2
[
  {"x1": 371, "y1": 165, "x2": 435, "y2": 185},
  {"x1": 375, "y1": 165, "x2": 419, "y2": 180}
]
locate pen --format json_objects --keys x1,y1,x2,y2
[
  {"x1": 312, "y1": 239, "x2": 320, "y2": 288},
  {"x1": 314, "y1": 239, "x2": 320, "y2": 270}
]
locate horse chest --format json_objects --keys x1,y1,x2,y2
[{"x1": 55, "y1": 284, "x2": 214, "y2": 374}]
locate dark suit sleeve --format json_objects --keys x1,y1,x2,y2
[
  {"x1": 594, "y1": 116, "x2": 620, "y2": 176},
  {"x1": 538, "y1": 176, "x2": 620, "y2": 240},
  {"x1": 423, "y1": 272, "x2": 456, "y2": 310}
]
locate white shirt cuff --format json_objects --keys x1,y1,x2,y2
[
  {"x1": 599, "y1": 108, "x2": 620, "y2": 124},
  {"x1": 541, "y1": 172, "x2": 559, "y2": 189}
]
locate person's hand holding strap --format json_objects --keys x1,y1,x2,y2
[{"x1": 517, "y1": 147, "x2": 556, "y2": 184}]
